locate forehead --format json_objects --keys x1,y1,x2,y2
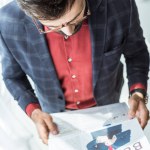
[{"x1": 40, "y1": 0, "x2": 84, "y2": 26}]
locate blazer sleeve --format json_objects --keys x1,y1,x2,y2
[
  {"x1": 123, "y1": 0, "x2": 149, "y2": 90},
  {"x1": 0, "y1": 32, "x2": 40, "y2": 112}
]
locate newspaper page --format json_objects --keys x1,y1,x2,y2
[
  {"x1": 87, "y1": 119, "x2": 150, "y2": 150},
  {"x1": 48, "y1": 103, "x2": 150, "y2": 150}
]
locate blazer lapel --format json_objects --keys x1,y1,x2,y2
[
  {"x1": 88, "y1": 0, "x2": 107, "y2": 88},
  {"x1": 25, "y1": 19, "x2": 59, "y2": 80}
]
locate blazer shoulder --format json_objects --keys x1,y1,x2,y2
[
  {"x1": 107, "y1": 0, "x2": 131, "y2": 5},
  {"x1": 0, "y1": 1, "x2": 32, "y2": 33},
  {"x1": 0, "y1": 1, "x2": 30, "y2": 27}
]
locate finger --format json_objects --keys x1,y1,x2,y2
[
  {"x1": 138, "y1": 101, "x2": 149, "y2": 129},
  {"x1": 36, "y1": 122, "x2": 49, "y2": 144},
  {"x1": 134, "y1": 109, "x2": 140, "y2": 117},
  {"x1": 43, "y1": 114, "x2": 59, "y2": 135},
  {"x1": 128, "y1": 97, "x2": 139, "y2": 119},
  {"x1": 135, "y1": 111, "x2": 141, "y2": 125}
]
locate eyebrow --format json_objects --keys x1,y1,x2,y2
[{"x1": 47, "y1": 8, "x2": 83, "y2": 28}]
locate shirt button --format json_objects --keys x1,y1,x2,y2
[
  {"x1": 72, "y1": 75, "x2": 76, "y2": 79},
  {"x1": 74, "y1": 89, "x2": 79, "y2": 93},
  {"x1": 68, "y1": 58, "x2": 72, "y2": 62},
  {"x1": 64, "y1": 35, "x2": 69, "y2": 40},
  {"x1": 76, "y1": 101, "x2": 80, "y2": 105}
]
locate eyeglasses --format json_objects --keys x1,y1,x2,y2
[{"x1": 32, "y1": 4, "x2": 91, "y2": 34}]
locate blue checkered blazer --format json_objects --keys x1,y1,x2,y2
[{"x1": 0, "y1": 0, "x2": 149, "y2": 113}]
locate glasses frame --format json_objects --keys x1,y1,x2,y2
[{"x1": 33, "y1": 6, "x2": 91, "y2": 34}]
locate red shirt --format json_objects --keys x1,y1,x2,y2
[{"x1": 45, "y1": 20, "x2": 96, "y2": 109}]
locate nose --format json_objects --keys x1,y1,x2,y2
[{"x1": 61, "y1": 25, "x2": 76, "y2": 36}]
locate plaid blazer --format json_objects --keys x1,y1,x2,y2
[{"x1": 0, "y1": 0, "x2": 149, "y2": 113}]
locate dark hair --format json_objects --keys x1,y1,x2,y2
[{"x1": 17, "y1": 0, "x2": 75, "y2": 20}]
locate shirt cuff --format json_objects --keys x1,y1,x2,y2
[
  {"x1": 129, "y1": 83, "x2": 146, "y2": 92},
  {"x1": 26, "y1": 103, "x2": 41, "y2": 117}
]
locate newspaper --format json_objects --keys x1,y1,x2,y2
[{"x1": 48, "y1": 103, "x2": 150, "y2": 150}]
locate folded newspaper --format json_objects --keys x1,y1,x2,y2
[{"x1": 48, "y1": 103, "x2": 150, "y2": 150}]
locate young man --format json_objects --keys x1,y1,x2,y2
[{"x1": 0, "y1": 0, "x2": 149, "y2": 145}]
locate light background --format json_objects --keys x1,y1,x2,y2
[{"x1": 0, "y1": 0, "x2": 150, "y2": 150}]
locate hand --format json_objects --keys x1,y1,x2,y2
[
  {"x1": 128, "y1": 93, "x2": 149, "y2": 129},
  {"x1": 31, "y1": 109, "x2": 59, "y2": 144}
]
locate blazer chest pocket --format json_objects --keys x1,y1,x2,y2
[
  {"x1": 103, "y1": 41, "x2": 126, "y2": 72},
  {"x1": 104, "y1": 38, "x2": 126, "y2": 56}
]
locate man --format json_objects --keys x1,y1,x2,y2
[{"x1": 0, "y1": 0, "x2": 149, "y2": 145}]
